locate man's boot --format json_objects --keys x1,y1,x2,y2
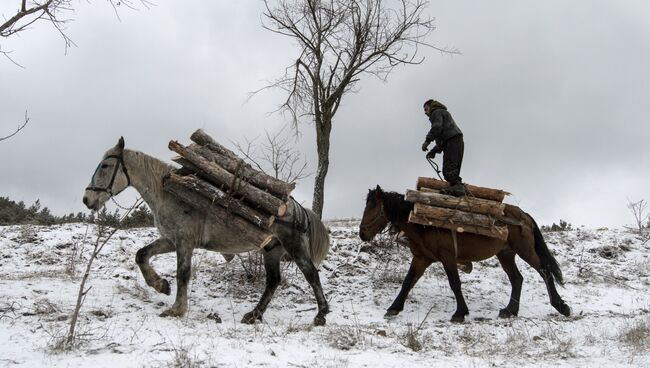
[{"x1": 442, "y1": 182, "x2": 466, "y2": 197}]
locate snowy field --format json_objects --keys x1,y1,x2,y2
[{"x1": 0, "y1": 221, "x2": 649, "y2": 367}]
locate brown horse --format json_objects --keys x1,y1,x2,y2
[{"x1": 359, "y1": 185, "x2": 571, "y2": 322}]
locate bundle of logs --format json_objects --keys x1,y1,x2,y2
[
  {"x1": 162, "y1": 129, "x2": 295, "y2": 248},
  {"x1": 406, "y1": 177, "x2": 511, "y2": 241}
]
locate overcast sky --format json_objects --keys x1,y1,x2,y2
[{"x1": 1, "y1": 1, "x2": 648, "y2": 227}]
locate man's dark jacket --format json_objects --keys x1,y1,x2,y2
[{"x1": 424, "y1": 101, "x2": 463, "y2": 148}]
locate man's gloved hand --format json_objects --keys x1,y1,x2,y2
[
  {"x1": 421, "y1": 141, "x2": 430, "y2": 152},
  {"x1": 426, "y1": 145, "x2": 442, "y2": 159}
]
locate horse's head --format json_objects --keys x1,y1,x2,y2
[
  {"x1": 82, "y1": 137, "x2": 131, "y2": 211},
  {"x1": 359, "y1": 185, "x2": 390, "y2": 241}
]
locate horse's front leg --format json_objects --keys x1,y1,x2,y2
[
  {"x1": 241, "y1": 242, "x2": 283, "y2": 324},
  {"x1": 136, "y1": 238, "x2": 175, "y2": 295},
  {"x1": 385, "y1": 256, "x2": 432, "y2": 317},
  {"x1": 160, "y1": 243, "x2": 193, "y2": 318}
]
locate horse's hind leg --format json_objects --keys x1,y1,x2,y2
[
  {"x1": 385, "y1": 256, "x2": 432, "y2": 317},
  {"x1": 538, "y1": 267, "x2": 571, "y2": 316},
  {"x1": 284, "y1": 239, "x2": 329, "y2": 326},
  {"x1": 241, "y1": 241, "x2": 283, "y2": 324},
  {"x1": 517, "y1": 250, "x2": 571, "y2": 317},
  {"x1": 496, "y1": 249, "x2": 523, "y2": 318},
  {"x1": 136, "y1": 238, "x2": 175, "y2": 295},
  {"x1": 441, "y1": 258, "x2": 469, "y2": 323}
]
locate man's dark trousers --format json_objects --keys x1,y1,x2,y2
[{"x1": 442, "y1": 135, "x2": 464, "y2": 185}]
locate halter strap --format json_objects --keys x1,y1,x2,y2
[
  {"x1": 85, "y1": 154, "x2": 131, "y2": 195},
  {"x1": 359, "y1": 199, "x2": 389, "y2": 232}
]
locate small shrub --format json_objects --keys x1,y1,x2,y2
[
  {"x1": 541, "y1": 219, "x2": 573, "y2": 232},
  {"x1": 401, "y1": 323, "x2": 424, "y2": 352},
  {"x1": 168, "y1": 344, "x2": 202, "y2": 368},
  {"x1": 327, "y1": 325, "x2": 362, "y2": 350}
]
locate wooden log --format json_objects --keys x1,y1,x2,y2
[
  {"x1": 163, "y1": 177, "x2": 274, "y2": 248},
  {"x1": 168, "y1": 140, "x2": 287, "y2": 217},
  {"x1": 405, "y1": 189, "x2": 505, "y2": 217},
  {"x1": 416, "y1": 177, "x2": 509, "y2": 202},
  {"x1": 408, "y1": 212, "x2": 509, "y2": 241},
  {"x1": 190, "y1": 130, "x2": 296, "y2": 199},
  {"x1": 188, "y1": 143, "x2": 295, "y2": 200},
  {"x1": 172, "y1": 157, "x2": 201, "y2": 174},
  {"x1": 413, "y1": 203, "x2": 496, "y2": 228},
  {"x1": 190, "y1": 129, "x2": 240, "y2": 160},
  {"x1": 165, "y1": 173, "x2": 275, "y2": 229}
]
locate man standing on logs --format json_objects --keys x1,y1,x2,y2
[{"x1": 421, "y1": 99, "x2": 466, "y2": 197}]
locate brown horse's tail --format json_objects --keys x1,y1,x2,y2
[{"x1": 528, "y1": 214, "x2": 564, "y2": 286}]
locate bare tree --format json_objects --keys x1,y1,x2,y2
[
  {"x1": 1, "y1": 0, "x2": 150, "y2": 65},
  {"x1": 627, "y1": 199, "x2": 649, "y2": 235},
  {"x1": 0, "y1": 111, "x2": 29, "y2": 142},
  {"x1": 258, "y1": 0, "x2": 458, "y2": 218},
  {"x1": 234, "y1": 126, "x2": 311, "y2": 184}
]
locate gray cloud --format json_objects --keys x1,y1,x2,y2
[{"x1": 1, "y1": 1, "x2": 648, "y2": 227}]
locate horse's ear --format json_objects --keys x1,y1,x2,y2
[
  {"x1": 117, "y1": 136, "x2": 125, "y2": 150},
  {"x1": 374, "y1": 185, "x2": 383, "y2": 200}
]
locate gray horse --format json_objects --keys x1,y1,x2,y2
[{"x1": 82, "y1": 137, "x2": 330, "y2": 325}]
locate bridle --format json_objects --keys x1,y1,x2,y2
[
  {"x1": 85, "y1": 154, "x2": 131, "y2": 196},
  {"x1": 360, "y1": 197, "x2": 389, "y2": 234}
]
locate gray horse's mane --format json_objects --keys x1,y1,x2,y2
[{"x1": 123, "y1": 149, "x2": 174, "y2": 199}]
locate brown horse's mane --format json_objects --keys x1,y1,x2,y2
[{"x1": 379, "y1": 190, "x2": 413, "y2": 223}]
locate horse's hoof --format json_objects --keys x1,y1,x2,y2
[
  {"x1": 559, "y1": 303, "x2": 571, "y2": 317},
  {"x1": 158, "y1": 279, "x2": 171, "y2": 295},
  {"x1": 241, "y1": 311, "x2": 262, "y2": 324},
  {"x1": 313, "y1": 315, "x2": 326, "y2": 326},
  {"x1": 159, "y1": 307, "x2": 184, "y2": 318},
  {"x1": 498, "y1": 308, "x2": 517, "y2": 318},
  {"x1": 384, "y1": 309, "x2": 400, "y2": 318},
  {"x1": 450, "y1": 314, "x2": 466, "y2": 323}
]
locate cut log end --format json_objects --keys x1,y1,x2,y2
[{"x1": 277, "y1": 203, "x2": 288, "y2": 217}]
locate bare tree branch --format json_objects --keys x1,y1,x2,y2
[
  {"x1": 1, "y1": 0, "x2": 152, "y2": 59},
  {"x1": 233, "y1": 126, "x2": 311, "y2": 184},
  {"x1": 627, "y1": 199, "x2": 649, "y2": 237},
  {"x1": 0, "y1": 111, "x2": 29, "y2": 142},
  {"x1": 66, "y1": 198, "x2": 142, "y2": 350},
  {"x1": 255, "y1": 0, "x2": 457, "y2": 217}
]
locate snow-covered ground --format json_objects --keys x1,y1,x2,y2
[{"x1": 0, "y1": 221, "x2": 649, "y2": 367}]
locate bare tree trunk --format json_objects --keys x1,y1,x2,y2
[{"x1": 312, "y1": 117, "x2": 332, "y2": 218}]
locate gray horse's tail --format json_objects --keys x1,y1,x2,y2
[{"x1": 304, "y1": 207, "x2": 330, "y2": 267}]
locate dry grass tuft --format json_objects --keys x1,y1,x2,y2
[
  {"x1": 326, "y1": 325, "x2": 363, "y2": 350},
  {"x1": 167, "y1": 343, "x2": 203, "y2": 368},
  {"x1": 619, "y1": 318, "x2": 650, "y2": 354}
]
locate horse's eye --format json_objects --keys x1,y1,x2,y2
[{"x1": 101, "y1": 164, "x2": 109, "y2": 169}]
